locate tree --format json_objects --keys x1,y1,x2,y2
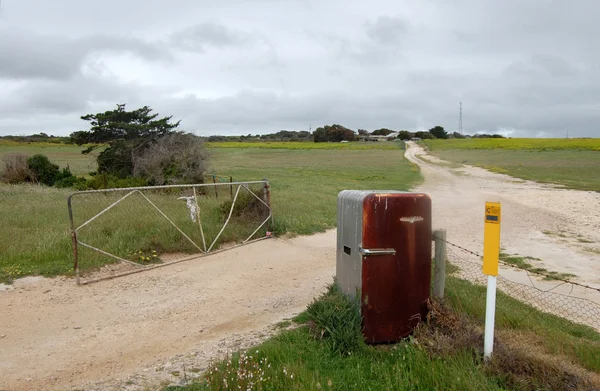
[
  {"x1": 357, "y1": 129, "x2": 369, "y2": 136},
  {"x1": 371, "y1": 128, "x2": 394, "y2": 136},
  {"x1": 429, "y1": 126, "x2": 448, "y2": 139},
  {"x1": 397, "y1": 130, "x2": 412, "y2": 140},
  {"x1": 415, "y1": 131, "x2": 435, "y2": 139},
  {"x1": 313, "y1": 124, "x2": 357, "y2": 142},
  {"x1": 71, "y1": 104, "x2": 181, "y2": 178}
]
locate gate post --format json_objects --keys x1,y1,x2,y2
[
  {"x1": 262, "y1": 178, "x2": 273, "y2": 230},
  {"x1": 67, "y1": 194, "x2": 80, "y2": 285}
]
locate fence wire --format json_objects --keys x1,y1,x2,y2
[
  {"x1": 442, "y1": 239, "x2": 600, "y2": 332},
  {"x1": 68, "y1": 180, "x2": 272, "y2": 285}
]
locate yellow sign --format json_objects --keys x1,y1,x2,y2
[{"x1": 483, "y1": 201, "x2": 501, "y2": 276}]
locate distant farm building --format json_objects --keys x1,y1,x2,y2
[{"x1": 360, "y1": 131, "x2": 400, "y2": 142}]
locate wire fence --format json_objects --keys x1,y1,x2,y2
[
  {"x1": 68, "y1": 180, "x2": 272, "y2": 285},
  {"x1": 440, "y1": 237, "x2": 600, "y2": 332}
]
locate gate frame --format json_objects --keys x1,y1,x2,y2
[{"x1": 67, "y1": 180, "x2": 273, "y2": 285}]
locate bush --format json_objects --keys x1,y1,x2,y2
[
  {"x1": 84, "y1": 173, "x2": 148, "y2": 190},
  {"x1": 27, "y1": 154, "x2": 60, "y2": 186},
  {"x1": 133, "y1": 132, "x2": 209, "y2": 185},
  {"x1": 1, "y1": 153, "x2": 32, "y2": 184},
  {"x1": 54, "y1": 169, "x2": 88, "y2": 189}
]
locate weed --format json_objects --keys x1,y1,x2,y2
[
  {"x1": 578, "y1": 238, "x2": 595, "y2": 243},
  {"x1": 131, "y1": 249, "x2": 162, "y2": 264},
  {"x1": 275, "y1": 320, "x2": 292, "y2": 329},
  {"x1": 304, "y1": 283, "x2": 363, "y2": 356},
  {"x1": 499, "y1": 252, "x2": 574, "y2": 281}
]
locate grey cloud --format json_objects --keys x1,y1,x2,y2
[
  {"x1": 1, "y1": 0, "x2": 600, "y2": 138},
  {"x1": 364, "y1": 16, "x2": 408, "y2": 45},
  {"x1": 307, "y1": 15, "x2": 409, "y2": 66},
  {"x1": 168, "y1": 22, "x2": 254, "y2": 53},
  {"x1": 0, "y1": 28, "x2": 171, "y2": 81}
]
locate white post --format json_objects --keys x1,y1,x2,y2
[
  {"x1": 484, "y1": 275, "x2": 497, "y2": 359},
  {"x1": 482, "y1": 201, "x2": 501, "y2": 360}
]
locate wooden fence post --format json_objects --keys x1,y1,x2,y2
[
  {"x1": 212, "y1": 175, "x2": 218, "y2": 199},
  {"x1": 433, "y1": 229, "x2": 447, "y2": 299}
]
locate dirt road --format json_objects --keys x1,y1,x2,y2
[
  {"x1": 1, "y1": 143, "x2": 599, "y2": 390},
  {"x1": 405, "y1": 142, "x2": 600, "y2": 290},
  {"x1": 0, "y1": 233, "x2": 336, "y2": 391}
]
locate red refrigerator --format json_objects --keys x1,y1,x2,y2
[{"x1": 337, "y1": 190, "x2": 432, "y2": 343}]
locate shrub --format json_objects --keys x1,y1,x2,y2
[
  {"x1": 27, "y1": 154, "x2": 60, "y2": 186},
  {"x1": 53, "y1": 168, "x2": 88, "y2": 189},
  {"x1": 1, "y1": 153, "x2": 32, "y2": 184},
  {"x1": 84, "y1": 173, "x2": 148, "y2": 190},
  {"x1": 133, "y1": 132, "x2": 209, "y2": 185}
]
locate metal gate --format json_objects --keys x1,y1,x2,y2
[{"x1": 67, "y1": 180, "x2": 273, "y2": 285}]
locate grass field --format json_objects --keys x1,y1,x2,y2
[
  {"x1": 172, "y1": 276, "x2": 600, "y2": 391},
  {"x1": 423, "y1": 139, "x2": 600, "y2": 191},
  {"x1": 0, "y1": 142, "x2": 419, "y2": 283},
  {"x1": 0, "y1": 140, "x2": 97, "y2": 176},
  {"x1": 424, "y1": 138, "x2": 600, "y2": 151},
  {"x1": 207, "y1": 141, "x2": 403, "y2": 150}
]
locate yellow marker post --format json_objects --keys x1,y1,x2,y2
[{"x1": 483, "y1": 201, "x2": 501, "y2": 359}]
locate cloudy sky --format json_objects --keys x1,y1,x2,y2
[{"x1": 0, "y1": 0, "x2": 599, "y2": 138}]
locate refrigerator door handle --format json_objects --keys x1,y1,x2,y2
[{"x1": 359, "y1": 246, "x2": 396, "y2": 256}]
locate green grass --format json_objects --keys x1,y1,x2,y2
[
  {"x1": 171, "y1": 280, "x2": 600, "y2": 391},
  {"x1": 498, "y1": 252, "x2": 576, "y2": 281},
  {"x1": 0, "y1": 144, "x2": 419, "y2": 283},
  {"x1": 0, "y1": 140, "x2": 97, "y2": 176},
  {"x1": 206, "y1": 141, "x2": 401, "y2": 150},
  {"x1": 209, "y1": 147, "x2": 420, "y2": 235},
  {"x1": 422, "y1": 139, "x2": 600, "y2": 191},
  {"x1": 424, "y1": 138, "x2": 600, "y2": 151}
]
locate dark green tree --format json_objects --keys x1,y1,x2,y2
[
  {"x1": 428, "y1": 126, "x2": 448, "y2": 139},
  {"x1": 415, "y1": 131, "x2": 435, "y2": 139},
  {"x1": 397, "y1": 130, "x2": 412, "y2": 140},
  {"x1": 71, "y1": 104, "x2": 181, "y2": 177},
  {"x1": 313, "y1": 124, "x2": 357, "y2": 142},
  {"x1": 371, "y1": 128, "x2": 394, "y2": 136}
]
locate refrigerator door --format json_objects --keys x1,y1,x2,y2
[{"x1": 360, "y1": 193, "x2": 432, "y2": 343}]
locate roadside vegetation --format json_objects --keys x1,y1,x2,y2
[
  {"x1": 423, "y1": 139, "x2": 600, "y2": 192},
  {"x1": 0, "y1": 141, "x2": 418, "y2": 283},
  {"x1": 168, "y1": 277, "x2": 600, "y2": 391}
]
